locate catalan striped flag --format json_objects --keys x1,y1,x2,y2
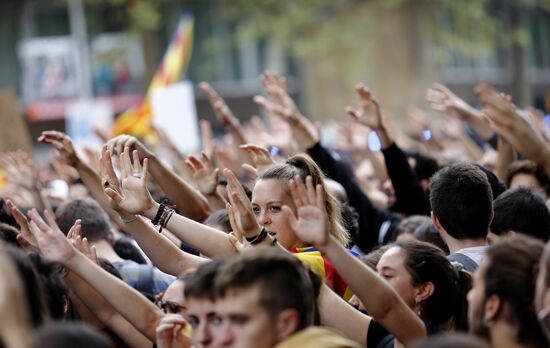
[
  {"x1": 293, "y1": 246, "x2": 356, "y2": 300},
  {"x1": 113, "y1": 14, "x2": 194, "y2": 137}
]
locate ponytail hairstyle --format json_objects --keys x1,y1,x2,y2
[
  {"x1": 394, "y1": 239, "x2": 472, "y2": 330},
  {"x1": 257, "y1": 154, "x2": 349, "y2": 247}
]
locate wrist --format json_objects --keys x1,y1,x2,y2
[{"x1": 144, "y1": 202, "x2": 160, "y2": 220}]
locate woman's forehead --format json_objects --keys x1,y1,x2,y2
[{"x1": 252, "y1": 179, "x2": 290, "y2": 202}]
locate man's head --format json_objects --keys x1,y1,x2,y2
[
  {"x1": 490, "y1": 187, "x2": 550, "y2": 242},
  {"x1": 184, "y1": 260, "x2": 225, "y2": 348},
  {"x1": 468, "y1": 235, "x2": 546, "y2": 347},
  {"x1": 430, "y1": 163, "x2": 493, "y2": 241},
  {"x1": 213, "y1": 247, "x2": 317, "y2": 348},
  {"x1": 55, "y1": 198, "x2": 111, "y2": 242}
]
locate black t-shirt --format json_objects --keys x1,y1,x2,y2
[{"x1": 367, "y1": 319, "x2": 440, "y2": 348}]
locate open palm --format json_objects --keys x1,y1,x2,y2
[
  {"x1": 347, "y1": 84, "x2": 383, "y2": 130},
  {"x1": 102, "y1": 145, "x2": 154, "y2": 216},
  {"x1": 284, "y1": 175, "x2": 329, "y2": 248}
]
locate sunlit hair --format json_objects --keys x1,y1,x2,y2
[{"x1": 257, "y1": 153, "x2": 349, "y2": 246}]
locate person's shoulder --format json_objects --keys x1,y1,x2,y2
[{"x1": 275, "y1": 326, "x2": 362, "y2": 348}]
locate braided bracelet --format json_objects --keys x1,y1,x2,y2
[{"x1": 151, "y1": 199, "x2": 169, "y2": 226}]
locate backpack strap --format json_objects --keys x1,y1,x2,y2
[{"x1": 448, "y1": 253, "x2": 478, "y2": 273}]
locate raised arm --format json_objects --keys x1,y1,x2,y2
[
  {"x1": 108, "y1": 135, "x2": 211, "y2": 221},
  {"x1": 475, "y1": 82, "x2": 550, "y2": 177},
  {"x1": 38, "y1": 131, "x2": 125, "y2": 230},
  {"x1": 0, "y1": 151, "x2": 50, "y2": 212},
  {"x1": 103, "y1": 146, "x2": 236, "y2": 258},
  {"x1": 348, "y1": 84, "x2": 430, "y2": 216},
  {"x1": 185, "y1": 152, "x2": 227, "y2": 212},
  {"x1": 64, "y1": 232, "x2": 153, "y2": 348},
  {"x1": 26, "y1": 208, "x2": 163, "y2": 341},
  {"x1": 199, "y1": 82, "x2": 249, "y2": 150},
  {"x1": 283, "y1": 176, "x2": 426, "y2": 346},
  {"x1": 427, "y1": 82, "x2": 495, "y2": 142},
  {"x1": 99, "y1": 145, "x2": 210, "y2": 273}
]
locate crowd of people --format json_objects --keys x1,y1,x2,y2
[{"x1": 1, "y1": 72, "x2": 550, "y2": 348}]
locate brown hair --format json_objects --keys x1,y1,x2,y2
[
  {"x1": 394, "y1": 239, "x2": 472, "y2": 330},
  {"x1": 258, "y1": 154, "x2": 349, "y2": 246},
  {"x1": 214, "y1": 247, "x2": 318, "y2": 330},
  {"x1": 483, "y1": 235, "x2": 547, "y2": 347}
]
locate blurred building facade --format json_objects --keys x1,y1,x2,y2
[{"x1": 0, "y1": 0, "x2": 549, "y2": 140}]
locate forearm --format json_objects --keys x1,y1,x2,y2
[
  {"x1": 320, "y1": 236, "x2": 426, "y2": 344},
  {"x1": 318, "y1": 284, "x2": 371, "y2": 344},
  {"x1": 144, "y1": 202, "x2": 236, "y2": 258},
  {"x1": 374, "y1": 126, "x2": 393, "y2": 151},
  {"x1": 29, "y1": 183, "x2": 51, "y2": 212},
  {"x1": 382, "y1": 143, "x2": 430, "y2": 216},
  {"x1": 1, "y1": 326, "x2": 31, "y2": 348},
  {"x1": 149, "y1": 156, "x2": 211, "y2": 221},
  {"x1": 364, "y1": 151, "x2": 388, "y2": 183},
  {"x1": 67, "y1": 272, "x2": 154, "y2": 347},
  {"x1": 121, "y1": 216, "x2": 207, "y2": 276},
  {"x1": 204, "y1": 193, "x2": 228, "y2": 212},
  {"x1": 465, "y1": 111, "x2": 495, "y2": 141},
  {"x1": 66, "y1": 252, "x2": 162, "y2": 341},
  {"x1": 495, "y1": 137, "x2": 515, "y2": 182}
]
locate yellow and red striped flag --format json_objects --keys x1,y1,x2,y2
[{"x1": 113, "y1": 14, "x2": 194, "y2": 137}]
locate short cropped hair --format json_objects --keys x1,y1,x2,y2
[
  {"x1": 491, "y1": 187, "x2": 550, "y2": 242},
  {"x1": 184, "y1": 259, "x2": 225, "y2": 301},
  {"x1": 429, "y1": 163, "x2": 492, "y2": 240},
  {"x1": 55, "y1": 198, "x2": 111, "y2": 242},
  {"x1": 214, "y1": 247, "x2": 316, "y2": 330}
]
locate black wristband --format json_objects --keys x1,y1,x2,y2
[{"x1": 151, "y1": 199, "x2": 169, "y2": 226}]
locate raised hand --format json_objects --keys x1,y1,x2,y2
[
  {"x1": 240, "y1": 144, "x2": 275, "y2": 168},
  {"x1": 346, "y1": 83, "x2": 384, "y2": 130},
  {"x1": 254, "y1": 72, "x2": 318, "y2": 151},
  {"x1": 199, "y1": 82, "x2": 240, "y2": 130},
  {"x1": 223, "y1": 168, "x2": 261, "y2": 239},
  {"x1": 6, "y1": 200, "x2": 38, "y2": 251},
  {"x1": 282, "y1": 175, "x2": 329, "y2": 248},
  {"x1": 27, "y1": 208, "x2": 76, "y2": 264},
  {"x1": 38, "y1": 131, "x2": 80, "y2": 167},
  {"x1": 102, "y1": 146, "x2": 155, "y2": 216},
  {"x1": 155, "y1": 314, "x2": 191, "y2": 348},
  {"x1": 426, "y1": 83, "x2": 477, "y2": 119},
  {"x1": 107, "y1": 134, "x2": 153, "y2": 161},
  {"x1": 226, "y1": 202, "x2": 252, "y2": 252},
  {"x1": 474, "y1": 82, "x2": 550, "y2": 166},
  {"x1": 185, "y1": 152, "x2": 220, "y2": 196},
  {"x1": 0, "y1": 151, "x2": 39, "y2": 191}
]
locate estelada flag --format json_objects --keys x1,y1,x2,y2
[{"x1": 113, "y1": 14, "x2": 194, "y2": 137}]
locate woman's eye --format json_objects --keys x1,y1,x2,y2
[
  {"x1": 382, "y1": 274, "x2": 393, "y2": 280},
  {"x1": 252, "y1": 207, "x2": 260, "y2": 215},
  {"x1": 269, "y1": 206, "x2": 281, "y2": 213}
]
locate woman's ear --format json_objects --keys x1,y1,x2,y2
[{"x1": 415, "y1": 281, "x2": 435, "y2": 304}]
